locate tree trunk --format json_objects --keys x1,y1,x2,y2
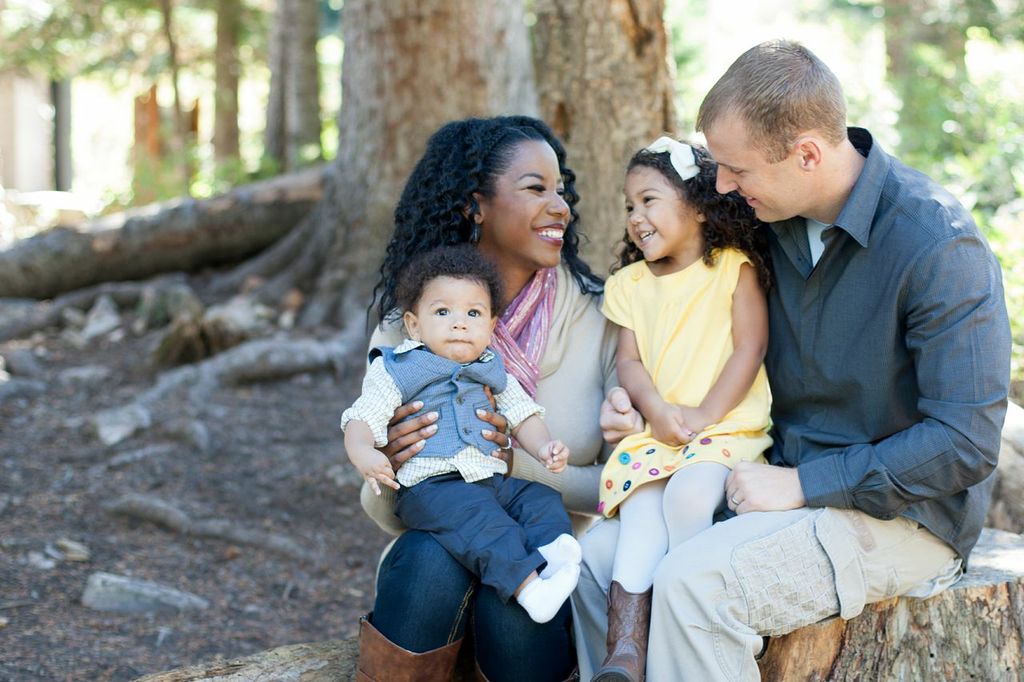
[
  {"x1": 533, "y1": 0, "x2": 677, "y2": 275},
  {"x1": 758, "y1": 528, "x2": 1024, "y2": 681},
  {"x1": 298, "y1": 0, "x2": 536, "y2": 326},
  {"x1": 213, "y1": 0, "x2": 241, "y2": 163},
  {"x1": 284, "y1": 0, "x2": 321, "y2": 169},
  {"x1": 157, "y1": 0, "x2": 191, "y2": 195},
  {"x1": 263, "y1": 0, "x2": 287, "y2": 170},
  {"x1": 0, "y1": 166, "x2": 327, "y2": 299}
]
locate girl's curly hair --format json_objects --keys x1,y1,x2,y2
[
  {"x1": 614, "y1": 141, "x2": 773, "y2": 292},
  {"x1": 372, "y1": 116, "x2": 602, "y2": 325}
]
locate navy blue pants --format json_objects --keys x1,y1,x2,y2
[{"x1": 395, "y1": 473, "x2": 572, "y2": 602}]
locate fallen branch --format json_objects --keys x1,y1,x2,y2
[{"x1": 0, "y1": 165, "x2": 328, "y2": 300}]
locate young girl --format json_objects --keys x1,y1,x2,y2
[
  {"x1": 592, "y1": 137, "x2": 773, "y2": 682},
  {"x1": 342, "y1": 245, "x2": 582, "y2": 625}
]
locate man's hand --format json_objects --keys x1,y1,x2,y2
[
  {"x1": 726, "y1": 461, "x2": 806, "y2": 514},
  {"x1": 600, "y1": 387, "x2": 645, "y2": 444}
]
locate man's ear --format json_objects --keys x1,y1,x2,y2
[
  {"x1": 793, "y1": 136, "x2": 823, "y2": 172},
  {"x1": 403, "y1": 310, "x2": 420, "y2": 340}
]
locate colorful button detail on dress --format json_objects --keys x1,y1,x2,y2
[
  {"x1": 646, "y1": 448, "x2": 656, "y2": 455},
  {"x1": 605, "y1": 479, "x2": 613, "y2": 489},
  {"x1": 619, "y1": 452, "x2": 631, "y2": 464},
  {"x1": 648, "y1": 468, "x2": 659, "y2": 476},
  {"x1": 632, "y1": 462, "x2": 642, "y2": 470},
  {"x1": 623, "y1": 481, "x2": 632, "y2": 491},
  {"x1": 700, "y1": 437, "x2": 712, "y2": 445},
  {"x1": 722, "y1": 448, "x2": 731, "y2": 457}
]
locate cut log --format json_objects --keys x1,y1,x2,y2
[
  {"x1": 758, "y1": 527, "x2": 1024, "y2": 681},
  {"x1": 138, "y1": 528, "x2": 1024, "y2": 681},
  {"x1": 0, "y1": 165, "x2": 328, "y2": 300}
]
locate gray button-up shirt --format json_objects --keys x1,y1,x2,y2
[{"x1": 765, "y1": 128, "x2": 1011, "y2": 563}]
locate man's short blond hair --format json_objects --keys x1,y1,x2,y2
[{"x1": 696, "y1": 41, "x2": 848, "y2": 163}]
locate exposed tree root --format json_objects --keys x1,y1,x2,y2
[
  {"x1": 105, "y1": 493, "x2": 322, "y2": 565},
  {"x1": 0, "y1": 275, "x2": 188, "y2": 342}
]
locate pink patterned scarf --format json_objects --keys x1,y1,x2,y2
[{"x1": 492, "y1": 268, "x2": 557, "y2": 398}]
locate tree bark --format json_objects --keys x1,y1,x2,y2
[
  {"x1": 0, "y1": 166, "x2": 327, "y2": 299},
  {"x1": 263, "y1": 0, "x2": 287, "y2": 170},
  {"x1": 298, "y1": 0, "x2": 537, "y2": 326},
  {"x1": 284, "y1": 0, "x2": 321, "y2": 169},
  {"x1": 533, "y1": 0, "x2": 677, "y2": 275},
  {"x1": 213, "y1": 0, "x2": 242, "y2": 163},
  {"x1": 758, "y1": 528, "x2": 1024, "y2": 681}
]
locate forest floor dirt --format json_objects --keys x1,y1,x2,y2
[{"x1": 0, "y1": 282, "x2": 390, "y2": 681}]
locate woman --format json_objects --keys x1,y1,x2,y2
[{"x1": 355, "y1": 116, "x2": 618, "y2": 682}]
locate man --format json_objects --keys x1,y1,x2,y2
[{"x1": 574, "y1": 40, "x2": 1011, "y2": 681}]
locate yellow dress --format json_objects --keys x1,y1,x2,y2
[{"x1": 598, "y1": 249, "x2": 772, "y2": 517}]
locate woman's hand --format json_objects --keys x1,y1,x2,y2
[
  {"x1": 379, "y1": 400, "x2": 439, "y2": 472},
  {"x1": 600, "y1": 387, "x2": 644, "y2": 444},
  {"x1": 478, "y1": 408, "x2": 513, "y2": 469}
]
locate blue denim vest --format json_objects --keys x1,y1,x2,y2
[{"x1": 374, "y1": 346, "x2": 508, "y2": 459}]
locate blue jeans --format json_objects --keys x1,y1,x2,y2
[{"x1": 372, "y1": 529, "x2": 575, "y2": 682}]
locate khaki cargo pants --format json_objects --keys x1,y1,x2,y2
[{"x1": 572, "y1": 507, "x2": 960, "y2": 681}]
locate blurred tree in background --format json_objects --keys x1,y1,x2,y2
[{"x1": 1, "y1": 0, "x2": 1021, "y2": 393}]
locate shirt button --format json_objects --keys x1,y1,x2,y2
[
  {"x1": 463, "y1": 427, "x2": 471, "y2": 435},
  {"x1": 456, "y1": 396, "x2": 464, "y2": 404}
]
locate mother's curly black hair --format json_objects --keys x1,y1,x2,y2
[
  {"x1": 614, "y1": 141, "x2": 773, "y2": 292},
  {"x1": 372, "y1": 116, "x2": 602, "y2": 325}
]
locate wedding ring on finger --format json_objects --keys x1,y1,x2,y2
[
  {"x1": 731, "y1": 495, "x2": 740, "y2": 505},
  {"x1": 503, "y1": 433, "x2": 513, "y2": 450}
]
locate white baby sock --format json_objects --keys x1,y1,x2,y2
[
  {"x1": 516, "y1": 563, "x2": 581, "y2": 624},
  {"x1": 538, "y1": 533, "x2": 582, "y2": 579}
]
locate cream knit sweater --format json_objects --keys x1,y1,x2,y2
[{"x1": 359, "y1": 264, "x2": 618, "y2": 535}]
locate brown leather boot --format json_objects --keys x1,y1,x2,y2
[
  {"x1": 591, "y1": 581, "x2": 652, "y2": 682},
  {"x1": 356, "y1": 614, "x2": 463, "y2": 682}
]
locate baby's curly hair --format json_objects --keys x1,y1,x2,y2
[
  {"x1": 395, "y1": 245, "x2": 504, "y2": 319},
  {"x1": 372, "y1": 115, "x2": 602, "y2": 326},
  {"x1": 614, "y1": 141, "x2": 772, "y2": 291}
]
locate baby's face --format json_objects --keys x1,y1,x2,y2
[{"x1": 403, "y1": 276, "x2": 497, "y2": 364}]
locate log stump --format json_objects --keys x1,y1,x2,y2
[{"x1": 139, "y1": 528, "x2": 1024, "y2": 681}]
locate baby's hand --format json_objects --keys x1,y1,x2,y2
[
  {"x1": 538, "y1": 440, "x2": 570, "y2": 473},
  {"x1": 349, "y1": 447, "x2": 401, "y2": 496}
]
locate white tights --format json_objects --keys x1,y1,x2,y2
[{"x1": 611, "y1": 462, "x2": 730, "y2": 593}]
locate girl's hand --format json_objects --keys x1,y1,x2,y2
[
  {"x1": 350, "y1": 446, "x2": 401, "y2": 496},
  {"x1": 380, "y1": 401, "x2": 439, "y2": 472},
  {"x1": 677, "y1": 405, "x2": 714, "y2": 437},
  {"x1": 600, "y1": 387, "x2": 645, "y2": 444},
  {"x1": 538, "y1": 440, "x2": 570, "y2": 473},
  {"x1": 648, "y1": 402, "x2": 695, "y2": 446}
]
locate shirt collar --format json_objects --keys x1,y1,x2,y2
[
  {"x1": 394, "y1": 338, "x2": 495, "y2": 363},
  {"x1": 767, "y1": 127, "x2": 887, "y2": 250},
  {"x1": 830, "y1": 127, "x2": 888, "y2": 248}
]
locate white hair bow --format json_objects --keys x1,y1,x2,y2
[{"x1": 645, "y1": 136, "x2": 699, "y2": 181}]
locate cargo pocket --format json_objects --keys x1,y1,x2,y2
[{"x1": 731, "y1": 510, "x2": 843, "y2": 636}]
